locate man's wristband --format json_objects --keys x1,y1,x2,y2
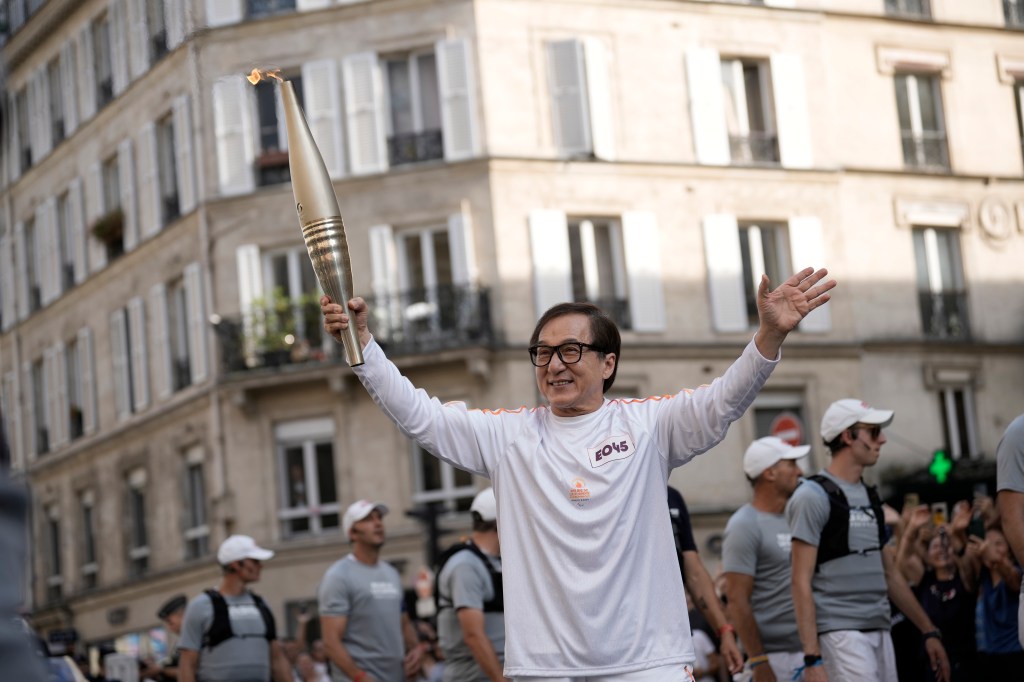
[
  {"x1": 923, "y1": 629, "x2": 942, "y2": 641},
  {"x1": 803, "y1": 654, "x2": 822, "y2": 666},
  {"x1": 748, "y1": 654, "x2": 769, "y2": 668},
  {"x1": 717, "y1": 623, "x2": 736, "y2": 638},
  {"x1": 352, "y1": 672, "x2": 366, "y2": 682}
]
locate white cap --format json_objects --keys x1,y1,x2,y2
[
  {"x1": 470, "y1": 488, "x2": 497, "y2": 522},
  {"x1": 821, "y1": 398, "x2": 894, "y2": 443},
  {"x1": 743, "y1": 437, "x2": 810, "y2": 479},
  {"x1": 342, "y1": 500, "x2": 389, "y2": 538},
  {"x1": 217, "y1": 535, "x2": 274, "y2": 565}
]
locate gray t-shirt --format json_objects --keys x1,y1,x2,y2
[
  {"x1": 318, "y1": 555, "x2": 404, "y2": 682},
  {"x1": 785, "y1": 472, "x2": 890, "y2": 633},
  {"x1": 437, "y1": 546, "x2": 505, "y2": 682},
  {"x1": 997, "y1": 414, "x2": 1024, "y2": 493},
  {"x1": 722, "y1": 504, "x2": 801, "y2": 652},
  {"x1": 178, "y1": 591, "x2": 272, "y2": 682}
]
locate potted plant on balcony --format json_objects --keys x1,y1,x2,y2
[
  {"x1": 247, "y1": 288, "x2": 297, "y2": 367},
  {"x1": 90, "y1": 208, "x2": 124, "y2": 247}
]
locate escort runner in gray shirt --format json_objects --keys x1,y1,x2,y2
[
  {"x1": 723, "y1": 504, "x2": 802, "y2": 650},
  {"x1": 437, "y1": 549, "x2": 504, "y2": 680},
  {"x1": 996, "y1": 412, "x2": 1024, "y2": 648},
  {"x1": 179, "y1": 592, "x2": 273, "y2": 682}
]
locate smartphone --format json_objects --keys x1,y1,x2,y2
[
  {"x1": 969, "y1": 515, "x2": 986, "y2": 539},
  {"x1": 931, "y1": 501, "x2": 948, "y2": 525},
  {"x1": 974, "y1": 483, "x2": 988, "y2": 499},
  {"x1": 904, "y1": 492, "x2": 920, "y2": 510}
]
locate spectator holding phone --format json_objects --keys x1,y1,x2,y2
[{"x1": 968, "y1": 525, "x2": 1024, "y2": 675}]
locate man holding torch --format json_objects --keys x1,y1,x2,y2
[{"x1": 320, "y1": 267, "x2": 834, "y2": 680}]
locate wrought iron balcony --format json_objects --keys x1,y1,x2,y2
[
  {"x1": 919, "y1": 291, "x2": 970, "y2": 340},
  {"x1": 387, "y1": 129, "x2": 444, "y2": 167},
  {"x1": 217, "y1": 285, "x2": 493, "y2": 373},
  {"x1": 886, "y1": 0, "x2": 931, "y2": 18},
  {"x1": 586, "y1": 297, "x2": 632, "y2": 331},
  {"x1": 729, "y1": 132, "x2": 780, "y2": 166},
  {"x1": 247, "y1": 0, "x2": 296, "y2": 18},
  {"x1": 901, "y1": 131, "x2": 949, "y2": 171}
]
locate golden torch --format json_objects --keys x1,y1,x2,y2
[{"x1": 249, "y1": 69, "x2": 363, "y2": 366}]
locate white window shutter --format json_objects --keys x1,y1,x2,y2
[
  {"x1": 173, "y1": 95, "x2": 197, "y2": 213},
  {"x1": 119, "y1": 138, "x2": 139, "y2": 252},
  {"x1": 86, "y1": 163, "x2": 107, "y2": 274},
  {"x1": 150, "y1": 283, "x2": 172, "y2": 399},
  {"x1": 137, "y1": 122, "x2": 160, "y2": 239},
  {"x1": 184, "y1": 262, "x2": 208, "y2": 384},
  {"x1": 770, "y1": 53, "x2": 813, "y2": 170},
  {"x1": 205, "y1": 0, "x2": 244, "y2": 27},
  {"x1": 583, "y1": 38, "x2": 615, "y2": 161},
  {"x1": 43, "y1": 349, "x2": 56, "y2": 449},
  {"x1": 367, "y1": 224, "x2": 399, "y2": 338},
  {"x1": 77, "y1": 327, "x2": 97, "y2": 434},
  {"x1": 40, "y1": 199, "x2": 59, "y2": 306},
  {"x1": 127, "y1": 296, "x2": 149, "y2": 411},
  {"x1": 301, "y1": 59, "x2": 346, "y2": 178},
  {"x1": 788, "y1": 216, "x2": 831, "y2": 333},
  {"x1": 68, "y1": 178, "x2": 89, "y2": 284},
  {"x1": 529, "y1": 209, "x2": 573, "y2": 316},
  {"x1": 165, "y1": 0, "x2": 186, "y2": 49},
  {"x1": 622, "y1": 211, "x2": 666, "y2": 332},
  {"x1": 60, "y1": 42, "x2": 79, "y2": 136},
  {"x1": 546, "y1": 40, "x2": 591, "y2": 157},
  {"x1": 2, "y1": 373, "x2": 23, "y2": 466},
  {"x1": 22, "y1": 362, "x2": 35, "y2": 459},
  {"x1": 447, "y1": 209, "x2": 477, "y2": 286},
  {"x1": 36, "y1": 69, "x2": 53, "y2": 159},
  {"x1": 342, "y1": 52, "x2": 387, "y2": 175},
  {"x1": 111, "y1": 0, "x2": 130, "y2": 95},
  {"x1": 235, "y1": 245, "x2": 264, "y2": 316},
  {"x1": 7, "y1": 93, "x2": 21, "y2": 180},
  {"x1": 27, "y1": 74, "x2": 42, "y2": 163},
  {"x1": 0, "y1": 235, "x2": 14, "y2": 331},
  {"x1": 14, "y1": 223, "x2": 28, "y2": 321},
  {"x1": 436, "y1": 38, "x2": 480, "y2": 162},
  {"x1": 702, "y1": 214, "x2": 747, "y2": 332},
  {"x1": 54, "y1": 342, "x2": 68, "y2": 448},
  {"x1": 128, "y1": 0, "x2": 150, "y2": 79},
  {"x1": 110, "y1": 309, "x2": 131, "y2": 420},
  {"x1": 213, "y1": 76, "x2": 256, "y2": 196},
  {"x1": 78, "y1": 25, "x2": 97, "y2": 121},
  {"x1": 686, "y1": 47, "x2": 730, "y2": 166},
  {"x1": 297, "y1": 0, "x2": 331, "y2": 10}
]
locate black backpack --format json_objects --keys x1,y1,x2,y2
[
  {"x1": 201, "y1": 589, "x2": 277, "y2": 649},
  {"x1": 434, "y1": 541, "x2": 504, "y2": 613},
  {"x1": 807, "y1": 474, "x2": 887, "y2": 570}
]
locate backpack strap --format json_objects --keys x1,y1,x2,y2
[
  {"x1": 807, "y1": 475, "x2": 850, "y2": 570},
  {"x1": 202, "y1": 589, "x2": 232, "y2": 650},
  {"x1": 435, "y1": 541, "x2": 503, "y2": 613},
  {"x1": 864, "y1": 483, "x2": 888, "y2": 550},
  {"x1": 249, "y1": 591, "x2": 277, "y2": 641}
]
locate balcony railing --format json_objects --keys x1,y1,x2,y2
[
  {"x1": 1007, "y1": 0, "x2": 1024, "y2": 26},
  {"x1": 586, "y1": 297, "x2": 631, "y2": 331},
  {"x1": 218, "y1": 285, "x2": 494, "y2": 373},
  {"x1": 886, "y1": 0, "x2": 931, "y2": 18},
  {"x1": 387, "y1": 129, "x2": 444, "y2": 167},
  {"x1": 919, "y1": 291, "x2": 970, "y2": 340},
  {"x1": 729, "y1": 132, "x2": 780, "y2": 166},
  {"x1": 247, "y1": 0, "x2": 296, "y2": 18},
  {"x1": 901, "y1": 131, "x2": 949, "y2": 171}
]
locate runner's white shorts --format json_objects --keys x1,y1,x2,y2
[
  {"x1": 819, "y1": 629, "x2": 897, "y2": 682},
  {"x1": 513, "y1": 663, "x2": 693, "y2": 681}
]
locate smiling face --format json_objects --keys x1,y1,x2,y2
[{"x1": 534, "y1": 314, "x2": 616, "y2": 417}]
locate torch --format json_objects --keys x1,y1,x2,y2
[{"x1": 249, "y1": 69, "x2": 364, "y2": 366}]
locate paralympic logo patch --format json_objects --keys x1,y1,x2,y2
[{"x1": 569, "y1": 478, "x2": 591, "y2": 508}]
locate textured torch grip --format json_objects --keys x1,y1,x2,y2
[{"x1": 302, "y1": 216, "x2": 364, "y2": 367}]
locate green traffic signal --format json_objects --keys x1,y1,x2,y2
[{"x1": 929, "y1": 449, "x2": 953, "y2": 484}]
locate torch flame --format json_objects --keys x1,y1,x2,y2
[{"x1": 246, "y1": 68, "x2": 283, "y2": 85}]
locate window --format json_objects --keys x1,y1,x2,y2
[
  {"x1": 146, "y1": 0, "x2": 168, "y2": 62},
  {"x1": 411, "y1": 443, "x2": 476, "y2": 512},
  {"x1": 938, "y1": 386, "x2": 979, "y2": 459},
  {"x1": 263, "y1": 247, "x2": 322, "y2": 346},
  {"x1": 16, "y1": 88, "x2": 31, "y2": 170},
  {"x1": 183, "y1": 447, "x2": 209, "y2": 560},
  {"x1": 721, "y1": 58, "x2": 779, "y2": 165},
  {"x1": 93, "y1": 13, "x2": 114, "y2": 109},
  {"x1": 56, "y1": 192, "x2": 74, "y2": 293},
  {"x1": 738, "y1": 222, "x2": 791, "y2": 326},
  {"x1": 384, "y1": 51, "x2": 443, "y2": 166},
  {"x1": 886, "y1": 0, "x2": 931, "y2": 18},
  {"x1": 895, "y1": 73, "x2": 949, "y2": 171},
  {"x1": 1008, "y1": 0, "x2": 1024, "y2": 27},
  {"x1": 546, "y1": 39, "x2": 613, "y2": 159},
  {"x1": 31, "y1": 358, "x2": 48, "y2": 456},
  {"x1": 167, "y1": 277, "x2": 191, "y2": 391},
  {"x1": 255, "y1": 74, "x2": 303, "y2": 186},
  {"x1": 48, "y1": 59, "x2": 64, "y2": 146},
  {"x1": 396, "y1": 226, "x2": 455, "y2": 339},
  {"x1": 913, "y1": 227, "x2": 968, "y2": 339},
  {"x1": 80, "y1": 492, "x2": 98, "y2": 589},
  {"x1": 111, "y1": 299, "x2": 148, "y2": 418},
  {"x1": 45, "y1": 505, "x2": 62, "y2": 603},
  {"x1": 247, "y1": 0, "x2": 296, "y2": 18},
  {"x1": 126, "y1": 469, "x2": 149, "y2": 576},
  {"x1": 65, "y1": 339, "x2": 84, "y2": 441},
  {"x1": 156, "y1": 114, "x2": 180, "y2": 224},
  {"x1": 276, "y1": 420, "x2": 339, "y2": 537},
  {"x1": 24, "y1": 216, "x2": 41, "y2": 313},
  {"x1": 101, "y1": 155, "x2": 124, "y2": 260},
  {"x1": 567, "y1": 218, "x2": 630, "y2": 327}
]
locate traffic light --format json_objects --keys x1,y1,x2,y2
[{"x1": 929, "y1": 449, "x2": 953, "y2": 484}]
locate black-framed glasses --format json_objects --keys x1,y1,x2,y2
[
  {"x1": 528, "y1": 342, "x2": 603, "y2": 367},
  {"x1": 852, "y1": 424, "x2": 883, "y2": 440}
]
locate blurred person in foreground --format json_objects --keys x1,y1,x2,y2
[
  {"x1": 996, "y1": 412, "x2": 1024, "y2": 647},
  {"x1": 141, "y1": 593, "x2": 188, "y2": 681},
  {"x1": 321, "y1": 266, "x2": 834, "y2": 680},
  {"x1": 722, "y1": 437, "x2": 808, "y2": 682}
]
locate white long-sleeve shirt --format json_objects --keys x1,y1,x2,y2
[{"x1": 354, "y1": 337, "x2": 777, "y2": 677}]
